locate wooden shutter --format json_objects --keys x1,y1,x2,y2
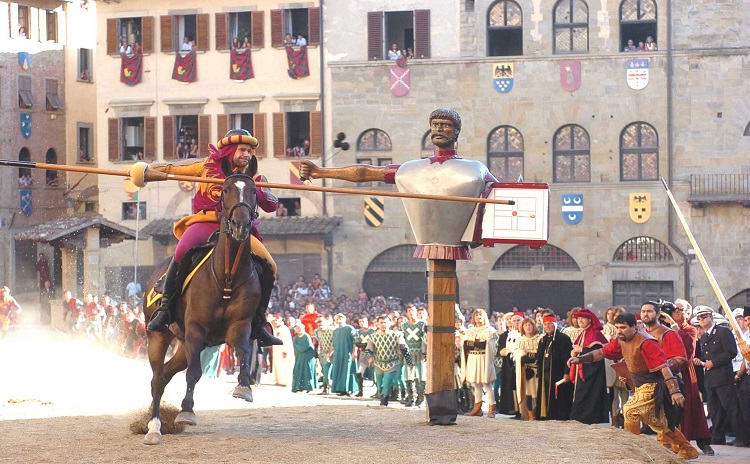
[
  {"x1": 142, "y1": 17, "x2": 154, "y2": 53},
  {"x1": 163, "y1": 116, "x2": 174, "y2": 159},
  {"x1": 196, "y1": 14, "x2": 209, "y2": 51},
  {"x1": 367, "y1": 12, "x2": 383, "y2": 61},
  {"x1": 143, "y1": 117, "x2": 156, "y2": 161},
  {"x1": 215, "y1": 13, "x2": 228, "y2": 51},
  {"x1": 308, "y1": 7, "x2": 320, "y2": 46},
  {"x1": 108, "y1": 118, "x2": 120, "y2": 161},
  {"x1": 251, "y1": 11, "x2": 264, "y2": 48},
  {"x1": 160, "y1": 15, "x2": 174, "y2": 52},
  {"x1": 273, "y1": 112, "x2": 286, "y2": 158},
  {"x1": 198, "y1": 115, "x2": 211, "y2": 157},
  {"x1": 270, "y1": 9, "x2": 283, "y2": 47},
  {"x1": 309, "y1": 111, "x2": 322, "y2": 157},
  {"x1": 414, "y1": 9, "x2": 431, "y2": 59},
  {"x1": 106, "y1": 18, "x2": 118, "y2": 55},
  {"x1": 254, "y1": 113, "x2": 267, "y2": 157},
  {"x1": 217, "y1": 114, "x2": 229, "y2": 140}
]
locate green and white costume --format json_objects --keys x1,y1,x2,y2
[
  {"x1": 313, "y1": 327, "x2": 334, "y2": 390},
  {"x1": 364, "y1": 330, "x2": 412, "y2": 399}
]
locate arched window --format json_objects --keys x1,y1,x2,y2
[
  {"x1": 613, "y1": 236, "x2": 672, "y2": 262},
  {"x1": 421, "y1": 130, "x2": 435, "y2": 158},
  {"x1": 619, "y1": 0, "x2": 657, "y2": 52},
  {"x1": 553, "y1": 124, "x2": 590, "y2": 182},
  {"x1": 487, "y1": 0, "x2": 523, "y2": 57},
  {"x1": 357, "y1": 128, "x2": 392, "y2": 152},
  {"x1": 45, "y1": 148, "x2": 59, "y2": 187},
  {"x1": 620, "y1": 122, "x2": 658, "y2": 181},
  {"x1": 18, "y1": 148, "x2": 31, "y2": 186},
  {"x1": 493, "y1": 244, "x2": 580, "y2": 270},
  {"x1": 553, "y1": 0, "x2": 589, "y2": 54},
  {"x1": 487, "y1": 125, "x2": 524, "y2": 182}
]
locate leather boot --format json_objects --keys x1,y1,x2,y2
[
  {"x1": 355, "y1": 374, "x2": 363, "y2": 397},
  {"x1": 415, "y1": 381, "x2": 425, "y2": 407},
  {"x1": 389, "y1": 388, "x2": 398, "y2": 402},
  {"x1": 147, "y1": 259, "x2": 179, "y2": 332},
  {"x1": 527, "y1": 409, "x2": 535, "y2": 421},
  {"x1": 251, "y1": 268, "x2": 282, "y2": 347},
  {"x1": 611, "y1": 413, "x2": 621, "y2": 428},
  {"x1": 464, "y1": 400, "x2": 483, "y2": 417},
  {"x1": 487, "y1": 404, "x2": 496, "y2": 418},
  {"x1": 666, "y1": 430, "x2": 699, "y2": 460},
  {"x1": 404, "y1": 380, "x2": 414, "y2": 407}
]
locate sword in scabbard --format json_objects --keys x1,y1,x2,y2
[
  {"x1": 661, "y1": 178, "x2": 750, "y2": 363},
  {"x1": 0, "y1": 159, "x2": 515, "y2": 206}
]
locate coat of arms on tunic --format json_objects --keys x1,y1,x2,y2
[
  {"x1": 562, "y1": 193, "x2": 583, "y2": 224},
  {"x1": 559, "y1": 60, "x2": 581, "y2": 92},
  {"x1": 493, "y1": 63, "x2": 514, "y2": 93},
  {"x1": 629, "y1": 192, "x2": 651, "y2": 223}
]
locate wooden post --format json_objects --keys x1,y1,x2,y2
[{"x1": 425, "y1": 259, "x2": 457, "y2": 422}]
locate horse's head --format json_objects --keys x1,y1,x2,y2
[{"x1": 221, "y1": 174, "x2": 257, "y2": 242}]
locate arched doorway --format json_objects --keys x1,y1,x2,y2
[{"x1": 362, "y1": 245, "x2": 427, "y2": 303}]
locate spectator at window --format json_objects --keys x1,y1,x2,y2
[
  {"x1": 283, "y1": 33, "x2": 294, "y2": 46},
  {"x1": 623, "y1": 39, "x2": 636, "y2": 52},
  {"x1": 175, "y1": 142, "x2": 185, "y2": 159},
  {"x1": 231, "y1": 37, "x2": 240, "y2": 50},
  {"x1": 276, "y1": 203, "x2": 288, "y2": 217},
  {"x1": 242, "y1": 36, "x2": 251, "y2": 49},
  {"x1": 132, "y1": 42, "x2": 141, "y2": 54},
  {"x1": 295, "y1": 33, "x2": 307, "y2": 47},
  {"x1": 636, "y1": 41, "x2": 645, "y2": 52},
  {"x1": 181, "y1": 36, "x2": 193, "y2": 52},
  {"x1": 645, "y1": 36, "x2": 657, "y2": 51},
  {"x1": 18, "y1": 26, "x2": 26, "y2": 39},
  {"x1": 285, "y1": 146, "x2": 295, "y2": 157},
  {"x1": 189, "y1": 139, "x2": 198, "y2": 158},
  {"x1": 136, "y1": 151, "x2": 144, "y2": 161},
  {"x1": 299, "y1": 139, "x2": 310, "y2": 157},
  {"x1": 80, "y1": 69, "x2": 91, "y2": 81},
  {"x1": 405, "y1": 47, "x2": 414, "y2": 59},
  {"x1": 18, "y1": 174, "x2": 33, "y2": 187},
  {"x1": 119, "y1": 39, "x2": 132, "y2": 54},
  {"x1": 388, "y1": 43, "x2": 400, "y2": 60},
  {"x1": 46, "y1": 174, "x2": 59, "y2": 187}
]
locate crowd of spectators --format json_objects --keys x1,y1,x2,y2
[
  {"x1": 623, "y1": 35, "x2": 657, "y2": 52},
  {"x1": 118, "y1": 38, "x2": 142, "y2": 55}
]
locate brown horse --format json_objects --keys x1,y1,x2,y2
[{"x1": 142, "y1": 170, "x2": 262, "y2": 445}]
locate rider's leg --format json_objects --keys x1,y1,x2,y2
[{"x1": 249, "y1": 235, "x2": 282, "y2": 347}]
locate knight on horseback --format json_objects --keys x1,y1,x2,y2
[{"x1": 129, "y1": 129, "x2": 282, "y2": 347}]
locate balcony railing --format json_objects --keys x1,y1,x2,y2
[{"x1": 688, "y1": 174, "x2": 750, "y2": 206}]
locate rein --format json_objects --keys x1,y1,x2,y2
[{"x1": 217, "y1": 174, "x2": 258, "y2": 299}]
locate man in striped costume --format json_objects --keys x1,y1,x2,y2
[
  {"x1": 364, "y1": 315, "x2": 413, "y2": 406},
  {"x1": 313, "y1": 315, "x2": 335, "y2": 394},
  {"x1": 401, "y1": 305, "x2": 427, "y2": 407}
]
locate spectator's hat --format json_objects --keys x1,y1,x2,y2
[
  {"x1": 733, "y1": 307, "x2": 745, "y2": 318},
  {"x1": 512, "y1": 311, "x2": 525, "y2": 318},
  {"x1": 216, "y1": 129, "x2": 258, "y2": 150},
  {"x1": 693, "y1": 305, "x2": 713, "y2": 318},
  {"x1": 542, "y1": 315, "x2": 556, "y2": 324}
]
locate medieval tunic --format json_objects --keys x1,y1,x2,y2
[
  {"x1": 460, "y1": 325, "x2": 498, "y2": 384},
  {"x1": 535, "y1": 328, "x2": 574, "y2": 420},
  {"x1": 498, "y1": 329, "x2": 521, "y2": 414},
  {"x1": 676, "y1": 322, "x2": 712, "y2": 442},
  {"x1": 271, "y1": 324, "x2": 295, "y2": 387},
  {"x1": 292, "y1": 332, "x2": 317, "y2": 392},
  {"x1": 364, "y1": 330, "x2": 410, "y2": 398},
  {"x1": 569, "y1": 327, "x2": 610, "y2": 424},
  {"x1": 330, "y1": 324, "x2": 358, "y2": 394},
  {"x1": 355, "y1": 326, "x2": 375, "y2": 374},
  {"x1": 514, "y1": 333, "x2": 542, "y2": 404},
  {"x1": 313, "y1": 327, "x2": 335, "y2": 388},
  {"x1": 401, "y1": 320, "x2": 427, "y2": 381}
]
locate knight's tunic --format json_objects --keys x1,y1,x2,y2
[
  {"x1": 460, "y1": 325, "x2": 498, "y2": 384},
  {"x1": 313, "y1": 328, "x2": 334, "y2": 362},
  {"x1": 365, "y1": 331, "x2": 409, "y2": 373}
]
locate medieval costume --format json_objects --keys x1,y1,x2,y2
[
  {"x1": 401, "y1": 318, "x2": 427, "y2": 407},
  {"x1": 292, "y1": 330, "x2": 317, "y2": 392},
  {"x1": 461, "y1": 309, "x2": 498, "y2": 417},
  {"x1": 497, "y1": 325, "x2": 520, "y2": 415},
  {"x1": 313, "y1": 324, "x2": 335, "y2": 394},
  {"x1": 330, "y1": 318, "x2": 358, "y2": 395},
  {"x1": 271, "y1": 321, "x2": 294, "y2": 386},
  {"x1": 514, "y1": 321, "x2": 542, "y2": 420},
  {"x1": 675, "y1": 320, "x2": 712, "y2": 449},
  {"x1": 569, "y1": 308, "x2": 609, "y2": 424},
  {"x1": 354, "y1": 323, "x2": 375, "y2": 397},
  {"x1": 364, "y1": 325, "x2": 412, "y2": 406},
  {"x1": 535, "y1": 319, "x2": 574, "y2": 420}
]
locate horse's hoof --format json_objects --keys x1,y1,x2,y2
[
  {"x1": 174, "y1": 411, "x2": 197, "y2": 426},
  {"x1": 144, "y1": 432, "x2": 162, "y2": 445},
  {"x1": 232, "y1": 385, "x2": 254, "y2": 402}
]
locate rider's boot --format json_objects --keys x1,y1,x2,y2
[
  {"x1": 252, "y1": 267, "x2": 283, "y2": 347},
  {"x1": 147, "y1": 259, "x2": 179, "y2": 332}
]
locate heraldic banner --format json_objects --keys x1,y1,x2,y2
[
  {"x1": 286, "y1": 45, "x2": 310, "y2": 79},
  {"x1": 120, "y1": 52, "x2": 143, "y2": 85},
  {"x1": 230, "y1": 48, "x2": 254, "y2": 81},
  {"x1": 172, "y1": 51, "x2": 197, "y2": 83}
]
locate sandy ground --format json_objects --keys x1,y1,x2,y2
[{"x1": 0, "y1": 316, "x2": 709, "y2": 464}]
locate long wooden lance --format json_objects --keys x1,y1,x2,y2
[
  {"x1": 661, "y1": 178, "x2": 750, "y2": 362},
  {"x1": 0, "y1": 159, "x2": 515, "y2": 206}
]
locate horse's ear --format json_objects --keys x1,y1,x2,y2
[{"x1": 244, "y1": 154, "x2": 258, "y2": 177}]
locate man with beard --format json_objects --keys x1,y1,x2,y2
[
  {"x1": 569, "y1": 312, "x2": 698, "y2": 460},
  {"x1": 568, "y1": 308, "x2": 609, "y2": 424},
  {"x1": 535, "y1": 314, "x2": 574, "y2": 420},
  {"x1": 497, "y1": 312, "x2": 524, "y2": 417}
]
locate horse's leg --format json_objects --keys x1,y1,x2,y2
[
  {"x1": 145, "y1": 331, "x2": 177, "y2": 445},
  {"x1": 175, "y1": 329, "x2": 205, "y2": 426},
  {"x1": 227, "y1": 321, "x2": 254, "y2": 402}
]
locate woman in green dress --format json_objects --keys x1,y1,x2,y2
[{"x1": 292, "y1": 323, "x2": 317, "y2": 392}]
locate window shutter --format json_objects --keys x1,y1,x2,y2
[
  {"x1": 215, "y1": 13, "x2": 228, "y2": 51},
  {"x1": 217, "y1": 114, "x2": 229, "y2": 140},
  {"x1": 309, "y1": 111, "x2": 322, "y2": 157},
  {"x1": 108, "y1": 118, "x2": 120, "y2": 161},
  {"x1": 254, "y1": 113, "x2": 267, "y2": 157},
  {"x1": 196, "y1": 14, "x2": 209, "y2": 51},
  {"x1": 198, "y1": 115, "x2": 211, "y2": 158},
  {"x1": 251, "y1": 11, "x2": 264, "y2": 48},
  {"x1": 160, "y1": 16, "x2": 174, "y2": 52},
  {"x1": 308, "y1": 7, "x2": 320, "y2": 45},
  {"x1": 106, "y1": 18, "x2": 118, "y2": 55},
  {"x1": 414, "y1": 10, "x2": 431, "y2": 59},
  {"x1": 163, "y1": 116, "x2": 175, "y2": 159},
  {"x1": 367, "y1": 12, "x2": 383, "y2": 61},
  {"x1": 273, "y1": 112, "x2": 286, "y2": 158},
  {"x1": 144, "y1": 117, "x2": 156, "y2": 161},
  {"x1": 271, "y1": 9, "x2": 283, "y2": 47},
  {"x1": 142, "y1": 17, "x2": 154, "y2": 53}
]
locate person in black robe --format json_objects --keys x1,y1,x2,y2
[
  {"x1": 497, "y1": 312, "x2": 524, "y2": 416},
  {"x1": 535, "y1": 315, "x2": 574, "y2": 420},
  {"x1": 568, "y1": 308, "x2": 610, "y2": 424}
]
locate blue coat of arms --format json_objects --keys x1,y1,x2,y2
[
  {"x1": 20, "y1": 113, "x2": 31, "y2": 139},
  {"x1": 493, "y1": 62, "x2": 514, "y2": 93},
  {"x1": 562, "y1": 194, "x2": 583, "y2": 224},
  {"x1": 20, "y1": 189, "x2": 32, "y2": 216}
]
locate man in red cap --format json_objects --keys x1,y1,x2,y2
[
  {"x1": 129, "y1": 129, "x2": 281, "y2": 346},
  {"x1": 568, "y1": 307, "x2": 609, "y2": 424}
]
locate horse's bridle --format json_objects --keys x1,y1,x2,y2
[{"x1": 218, "y1": 173, "x2": 258, "y2": 299}]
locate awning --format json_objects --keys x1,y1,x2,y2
[{"x1": 13, "y1": 214, "x2": 140, "y2": 244}]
